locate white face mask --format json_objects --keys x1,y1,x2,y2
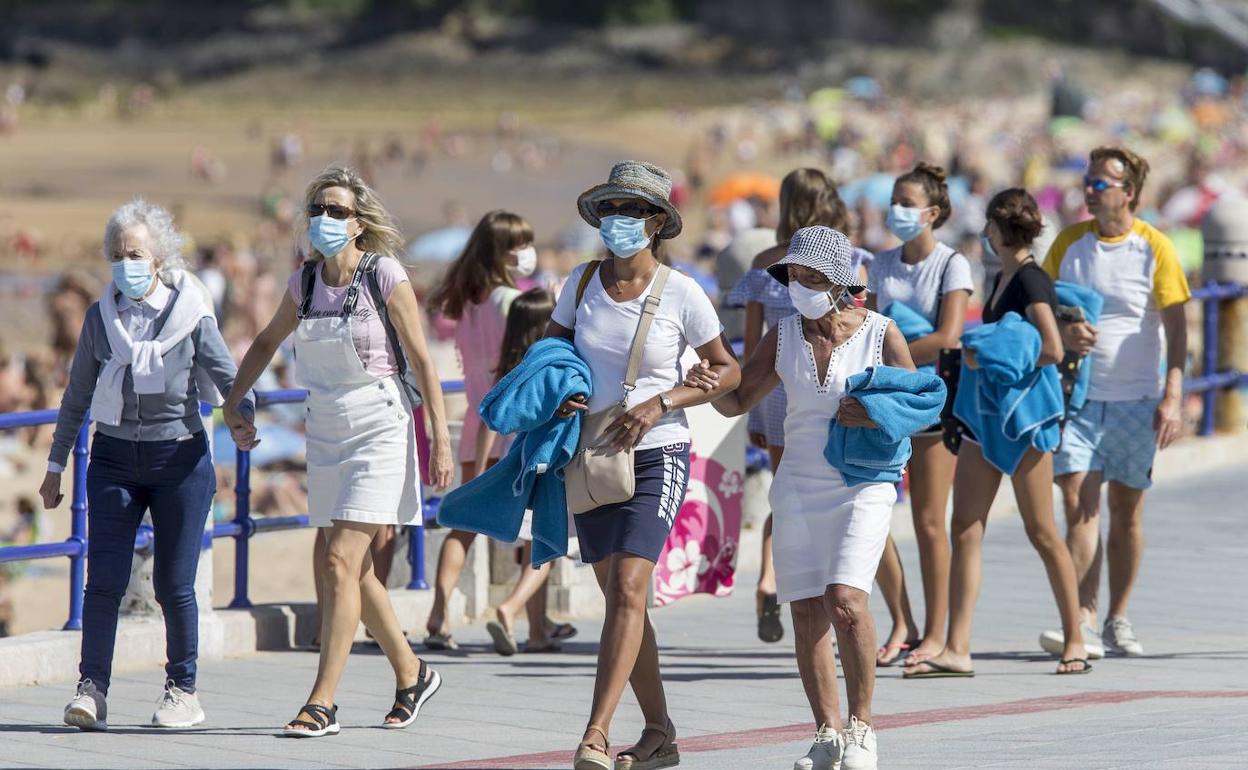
[
  {"x1": 788, "y1": 282, "x2": 846, "y2": 320},
  {"x1": 510, "y1": 246, "x2": 537, "y2": 277}
]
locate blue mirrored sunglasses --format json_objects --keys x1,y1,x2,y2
[{"x1": 1083, "y1": 176, "x2": 1126, "y2": 193}]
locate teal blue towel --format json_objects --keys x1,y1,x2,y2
[
  {"x1": 437, "y1": 338, "x2": 592, "y2": 566},
  {"x1": 824, "y1": 365, "x2": 946, "y2": 486},
  {"x1": 882, "y1": 301, "x2": 936, "y2": 375},
  {"x1": 954, "y1": 312, "x2": 1063, "y2": 474}
]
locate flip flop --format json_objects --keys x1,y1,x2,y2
[
  {"x1": 422, "y1": 632, "x2": 459, "y2": 651},
  {"x1": 486, "y1": 621, "x2": 519, "y2": 656},
  {"x1": 550, "y1": 622, "x2": 578, "y2": 641},
  {"x1": 521, "y1": 639, "x2": 563, "y2": 653},
  {"x1": 1057, "y1": 658, "x2": 1092, "y2": 675},
  {"x1": 876, "y1": 638, "x2": 918, "y2": 667},
  {"x1": 903, "y1": 660, "x2": 975, "y2": 679}
]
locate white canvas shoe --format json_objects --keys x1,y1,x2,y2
[
  {"x1": 152, "y1": 679, "x2": 206, "y2": 728},
  {"x1": 64, "y1": 679, "x2": 108, "y2": 731},
  {"x1": 1039, "y1": 622, "x2": 1105, "y2": 660},
  {"x1": 1103, "y1": 616, "x2": 1144, "y2": 657},
  {"x1": 794, "y1": 723, "x2": 843, "y2": 770},
  {"x1": 840, "y1": 716, "x2": 878, "y2": 770}
]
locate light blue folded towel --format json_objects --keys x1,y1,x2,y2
[{"x1": 824, "y1": 365, "x2": 946, "y2": 486}]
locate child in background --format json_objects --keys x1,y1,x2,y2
[{"x1": 477, "y1": 288, "x2": 579, "y2": 655}]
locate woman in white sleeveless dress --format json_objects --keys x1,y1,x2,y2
[{"x1": 688, "y1": 227, "x2": 914, "y2": 770}]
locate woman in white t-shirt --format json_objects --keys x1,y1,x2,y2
[
  {"x1": 552, "y1": 161, "x2": 739, "y2": 770},
  {"x1": 422, "y1": 210, "x2": 539, "y2": 651},
  {"x1": 865, "y1": 162, "x2": 974, "y2": 668}
]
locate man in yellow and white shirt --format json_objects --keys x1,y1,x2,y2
[{"x1": 1040, "y1": 146, "x2": 1190, "y2": 661}]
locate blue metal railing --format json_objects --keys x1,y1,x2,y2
[
  {"x1": 1183, "y1": 282, "x2": 1248, "y2": 436},
  {"x1": 0, "y1": 381, "x2": 464, "y2": 629}
]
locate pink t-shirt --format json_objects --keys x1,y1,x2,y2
[
  {"x1": 287, "y1": 258, "x2": 409, "y2": 378},
  {"x1": 455, "y1": 285, "x2": 520, "y2": 462}
]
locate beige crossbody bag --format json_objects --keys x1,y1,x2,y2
[{"x1": 565, "y1": 261, "x2": 671, "y2": 515}]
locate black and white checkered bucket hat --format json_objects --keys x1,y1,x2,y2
[{"x1": 766, "y1": 226, "x2": 861, "y2": 289}]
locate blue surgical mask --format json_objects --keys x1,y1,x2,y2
[
  {"x1": 599, "y1": 214, "x2": 653, "y2": 259},
  {"x1": 886, "y1": 204, "x2": 931, "y2": 243},
  {"x1": 979, "y1": 231, "x2": 998, "y2": 261},
  {"x1": 111, "y1": 258, "x2": 155, "y2": 300},
  {"x1": 309, "y1": 215, "x2": 355, "y2": 258}
]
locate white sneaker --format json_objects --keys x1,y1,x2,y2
[
  {"x1": 1039, "y1": 622, "x2": 1105, "y2": 660},
  {"x1": 152, "y1": 679, "x2": 205, "y2": 728},
  {"x1": 64, "y1": 679, "x2": 108, "y2": 731},
  {"x1": 1103, "y1": 616, "x2": 1144, "y2": 657},
  {"x1": 794, "y1": 723, "x2": 843, "y2": 770},
  {"x1": 840, "y1": 716, "x2": 878, "y2": 770}
]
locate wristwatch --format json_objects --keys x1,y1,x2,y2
[{"x1": 658, "y1": 393, "x2": 674, "y2": 413}]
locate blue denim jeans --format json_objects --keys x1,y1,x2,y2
[{"x1": 81, "y1": 431, "x2": 215, "y2": 694}]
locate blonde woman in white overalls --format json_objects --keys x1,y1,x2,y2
[{"x1": 225, "y1": 165, "x2": 454, "y2": 738}]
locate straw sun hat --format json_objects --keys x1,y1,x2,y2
[{"x1": 576, "y1": 160, "x2": 683, "y2": 239}]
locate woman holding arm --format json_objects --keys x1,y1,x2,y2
[
  {"x1": 223, "y1": 165, "x2": 454, "y2": 737},
  {"x1": 726, "y1": 167, "x2": 853, "y2": 643},
  {"x1": 902, "y1": 189, "x2": 1089, "y2": 678},
  {"x1": 689, "y1": 226, "x2": 915, "y2": 770},
  {"x1": 43, "y1": 198, "x2": 253, "y2": 731},
  {"x1": 552, "y1": 161, "x2": 739, "y2": 770}
]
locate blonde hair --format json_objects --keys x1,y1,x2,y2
[
  {"x1": 103, "y1": 197, "x2": 188, "y2": 281},
  {"x1": 302, "y1": 165, "x2": 405, "y2": 259}
]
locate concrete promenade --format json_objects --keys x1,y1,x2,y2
[{"x1": 0, "y1": 445, "x2": 1244, "y2": 769}]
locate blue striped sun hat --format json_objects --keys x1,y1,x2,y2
[{"x1": 766, "y1": 226, "x2": 861, "y2": 289}]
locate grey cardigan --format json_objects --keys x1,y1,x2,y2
[{"x1": 49, "y1": 289, "x2": 255, "y2": 468}]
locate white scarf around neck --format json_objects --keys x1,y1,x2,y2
[{"x1": 90, "y1": 270, "x2": 214, "y2": 427}]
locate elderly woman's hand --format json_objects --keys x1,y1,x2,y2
[
  {"x1": 39, "y1": 471, "x2": 64, "y2": 509},
  {"x1": 224, "y1": 405, "x2": 260, "y2": 450},
  {"x1": 836, "y1": 397, "x2": 878, "y2": 429},
  {"x1": 683, "y1": 359, "x2": 718, "y2": 392}
]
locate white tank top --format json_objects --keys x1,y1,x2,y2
[{"x1": 774, "y1": 310, "x2": 890, "y2": 481}]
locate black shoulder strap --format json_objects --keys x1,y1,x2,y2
[
  {"x1": 933, "y1": 250, "x2": 962, "y2": 326},
  {"x1": 298, "y1": 262, "x2": 317, "y2": 319},
  {"x1": 361, "y1": 253, "x2": 410, "y2": 379},
  {"x1": 339, "y1": 253, "x2": 374, "y2": 317}
]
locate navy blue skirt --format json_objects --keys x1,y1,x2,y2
[{"x1": 574, "y1": 443, "x2": 690, "y2": 564}]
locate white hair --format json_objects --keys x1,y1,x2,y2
[{"x1": 103, "y1": 197, "x2": 188, "y2": 281}]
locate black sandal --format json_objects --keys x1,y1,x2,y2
[
  {"x1": 282, "y1": 703, "x2": 339, "y2": 738},
  {"x1": 758, "y1": 593, "x2": 784, "y2": 643},
  {"x1": 382, "y1": 660, "x2": 442, "y2": 729}
]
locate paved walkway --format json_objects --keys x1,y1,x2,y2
[{"x1": 1, "y1": 463, "x2": 1245, "y2": 769}]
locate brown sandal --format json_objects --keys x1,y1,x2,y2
[
  {"x1": 615, "y1": 719, "x2": 680, "y2": 770},
  {"x1": 573, "y1": 724, "x2": 611, "y2": 770}
]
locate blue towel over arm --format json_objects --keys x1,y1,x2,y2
[
  {"x1": 954, "y1": 312, "x2": 1063, "y2": 474},
  {"x1": 437, "y1": 337, "x2": 592, "y2": 566}
]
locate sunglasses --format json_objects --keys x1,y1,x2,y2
[
  {"x1": 595, "y1": 200, "x2": 660, "y2": 219},
  {"x1": 307, "y1": 203, "x2": 356, "y2": 220},
  {"x1": 1083, "y1": 176, "x2": 1127, "y2": 193}
]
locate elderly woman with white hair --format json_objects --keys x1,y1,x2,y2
[{"x1": 41, "y1": 197, "x2": 254, "y2": 731}]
